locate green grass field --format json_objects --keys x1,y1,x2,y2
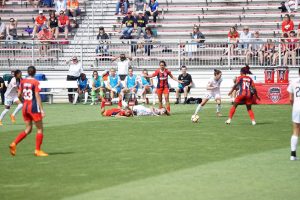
[{"x1": 0, "y1": 103, "x2": 299, "y2": 200}]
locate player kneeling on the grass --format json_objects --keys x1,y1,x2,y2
[
  {"x1": 287, "y1": 67, "x2": 300, "y2": 161},
  {"x1": 74, "y1": 73, "x2": 89, "y2": 105},
  {"x1": 121, "y1": 67, "x2": 138, "y2": 103},
  {"x1": 0, "y1": 70, "x2": 23, "y2": 126},
  {"x1": 90, "y1": 70, "x2": 105, "y2": 105},
  {"x1": 175, "y1": 66, "x2": 193, "y2": 104},
  {"x1": 194, "y1": 69, "x2": 222, "y2": 117},
  {"x1": 100, "y1": 98, "x2": 133, "y2": 118},
  {"x1": 106, "y1": 68, "x2": 122, "y2": 100},
  {"x1": 132, "y1": 105, "x2": 169, "y2": 116},
  {"x1": 9, "y1": 66, "x2": 48, "y2": 157},
  {"x1": 226, "y1": 65, "x2": 260, "y2": 125}
]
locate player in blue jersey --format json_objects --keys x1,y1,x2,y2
[
  {"x1": 106, "y1": 68, "x2": 122, "y2": 99},
  {"x1": 120, "y1": 67, "x2": 138, "y2": 102},
  {"x1": 73, "y1": 73, "x2": 89, "y2": 105},
  {"x1": 140, "y1": 69, "x2": 154, "y2": 104}
]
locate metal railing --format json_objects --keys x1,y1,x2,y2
[{"x1": 0, "y1": 38, "x2": 299, "y2": 70}]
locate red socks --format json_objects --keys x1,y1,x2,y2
[
  {"x1": 118, "y1": 100, "x2": 122, "y2": 108},
  {"x1": 36, "y1": 133, "x2": 43, "y2": 151},
  {"x1": 101, "y1": 99, "x2": 106, "y2": 109},
  {"x1": 14, "y1": 131, "x2": 27, "y2": 145},
  {"x1": 166, "y1": 105, "x2": 171, "y2": 113},
  {"x1": 247, "y1": 109, "x2": 255, "y2": 121},
  {"x1": 228, "y1": 106, "x2": 236, "y2": 119}
]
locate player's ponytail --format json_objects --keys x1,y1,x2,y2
[
  {"x1": 214, "y1": 69, "x2": 222, "y2": 76},
  {"x1": 27, "y1": 66, "x2": 36, "y2": 77}
]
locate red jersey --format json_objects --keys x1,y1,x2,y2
[
  {"x1": 282, "y1": 20, "x2": 294, "y2": 33},
  {"x1": 58, "y1": 15, "x2": 69, "y2": 26},
  {"x1": 19, "y1": 78, "x2": 41, "y2": 114},
  {"x1": 228, "y1": 31, "x2": 239, "y2": 39},
  {"x1": 286, "y1": 38, "x2": 299, "y2": 50},
  {"x1": 152, "y1": 68, "x2": 172, "y2": 89},
  {"x1": 35, "y1": 15, "x2": 47, "y2": 26},
  {"x1": 236, "y1": 75, "x2": 255, "y2": 98},
  {"x1": 104, "y1": 108, "x2": 125, "y2": 117}
]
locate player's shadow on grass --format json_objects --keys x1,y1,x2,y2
[{"x1": 48, "y1": 152, "x2": 75, "y2": 156}]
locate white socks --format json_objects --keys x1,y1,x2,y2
[
  {"x1": 291, "y1": 135, "x2": 298, "y2": 152},
  {"x1": 194, "y1": 104, "x2": 202, "y2": 115},
  {"x1": 12, "y1": 103, "x2": 23, "y2": 116},
  {"x1": 0, "y1": 109, "x2": 9, "y2": 121},
  {"x1": 216, "y1": 104, "x2": 221, "y2": 113},
  {"x1": 84, "y1": 92, "x2": 88, "y2": 103}
]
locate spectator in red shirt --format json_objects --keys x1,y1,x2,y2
[
  {"x1": 225, "y1": 26, "x2": 239, "y2": 56},
  {"x1": 32, "y1": 10, "x2": 47, "y2": 39},
  {"x1": 284, "y1": 30, "x2": 299, "y2": 66},
  {"x1": 37, "y1": 25, "x2": 54, "y2": 56},
  {"x1": 282, "y1": 14, "x2": 294, "y2": 34},
  {"x1": 58, "y1": 10, "x2": 70, "y2": 40}
]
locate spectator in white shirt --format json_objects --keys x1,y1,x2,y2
[
  {"x1": 238, "y1": 26, "x2": 252, "y2": 52},
  {"x1": 245, "y1": 31, "x2": 263, "y2": 65},
  {"x1": 0, "y1": 20, "x2": 6, "y2": 40},
  {"x1": 66, "y1": 56, "x2": 83, "y2": 103},
  {"x1": 112, "y1": 54, "x2": 132, "y2": 81},
  {"x1": 285, "y1": 0, "x2": 298, "y2": 13},
  {"x1": 55, "y1": 0, "x2": 67, "y2": 15}
]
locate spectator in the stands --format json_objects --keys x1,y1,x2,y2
[
  {"x1": 143, "y1": 27, "x2": 154, "y2": 56},
  {"x1": 55, "y1": 0, "x2": 67, "y2": 15},
  {"x1": 29, "y1": 0, "x2": 39, "y2": 8},
  {"x1": 6, "y1": 18, "x2": 18, "y2": 41},
  {"x1": 67, "y1": 56, "x2": 83, "y2": 103},
  {"x1": 95, "y1": 27, "x2": 110, "y2": 55},
  {"x1": 258, "y1": 39, "x2": 276, "y2": 66},
  {"x1": 284, "y1": 30, "x2": 299, "y2": 66},
  {"x1": 282, "y1": 14, "x2": 294, "y2": 35},
  {"x1": 191, "y1": 26, "x2": 205, "y2": 45},
  {"x1": 296, "y1": 22, "x2": 300, "y2": 38},
  {"x1": 278, "y1": 1, "x2": 288, "y2": 12},
  {"x1": 136, "y1": 10, "x2": 148, "y2": 39},
  {"x1": 48, "y1": 11, "x2": 59, "y2": 39},
  {"x1": 238, "y1": 26, "x2": 252, "y2": 51},
  {"x1": 272, "y1": 33, "x2": 288, "y2": 66},
  {"x1": 32, "y1": 10, "x2": 48, "y2": 39},
  {"x1": 133, "y1": 0, "x2": 147, "y2": 15},
  {"x1": 0, "y1": 19, "x2": 6, "y2": 40},
  {"x1": 120, "y1": 11, "x2": 137, "y2": 39},
  {"x1": 67, "y1": 0, "x2": 80, "y2": 21},
  {"x1": 225, "y1": 26, "x2": 239, "y2": 56},
  {"x1": 115, "y1": 0, "x2": 129, "y2": 15},
  {"x1": 0, "y1": 0, "x2": 5, "y2": 8},
  {"x1": 245, "y1": 31, "x2": 263, "y2": 65},
  {"x1": 175, "y1": 66, "x2": 193, "y2": 104},
  {"x1": 112, "y1": 54, "x2": 132, "y2": 81},
  {"x1": 146, "y1": 0, "x2": 159, "y2": 23},
  {"x1": 285, "y1": 0, "x2": 298, "y2": 13},
  {"x1": 0, "y1": 75, "x2": 6, "y2": 105},
  {"x1": 37, "y1": 25, "x2": 54, "y2": 56},
  {"x1": 58, "y1": 10, "x2": 70, "y2": 40}
]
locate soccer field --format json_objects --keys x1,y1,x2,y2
[{"x1": 0, "y1": 103, "x2": 299, "y2": 200}]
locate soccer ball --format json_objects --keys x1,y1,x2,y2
[{"x1": 191, "y1": 114, "x2": 200, "y2": 123}]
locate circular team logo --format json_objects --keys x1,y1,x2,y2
[{"x1": 268, "y1": 87, "x2": 281, "y2": 103}]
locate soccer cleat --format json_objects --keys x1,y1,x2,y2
[
  {"x1": 90, "y1": 102, "x2": 95, "y2": 105},
  {"x1": 252, "y1": 121, "x2": 256, "y2": 125},
  {"x1": 225, "y1": 119, "x2": 231, "y2": 124},
  {"x1": 10, "y1": 115, "x2": 16, "y2": 123},
  {"x1": 9, "y1": 142, "x2": 16, "y2": 156},
  {"x1": 0, "y1": 120, "x2": 3, "y2": 126},
  {"x1": 217, "y1": 112, "x2": 222, "y2": 117},
  {"x1": 34, "y1": 150, "x2": 48, "y2": 157},
  {"x1": 290, "y1": 156, "x2": 298, "y2": 161}
]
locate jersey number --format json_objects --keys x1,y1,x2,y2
[
  {"x1": 296, "y1": 87, "x2": 300, "y2": 98},
  {"x1": 23, "y1": 89, "x2": 33, "y2": 100},
  {"x1": 243, "y1": 81, "x2": 250, "y2": 90}
]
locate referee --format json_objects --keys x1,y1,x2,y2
[{"x1": 67, "y1": 56, "x2": 83, "y2": 103}]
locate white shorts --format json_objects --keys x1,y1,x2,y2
[
  {"x1": 4, "y1": 96, "x2": 19, "y2": 106},
  {"x1": 204, "y1": 92, "x2": 221, "y2": 100},
  {"x1": 292, "y1": 109, "x2": 300, "y2": 124}
]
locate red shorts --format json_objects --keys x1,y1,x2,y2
[
  {"x1": 156, "y1": 88, "x2": 169, "y2": 95},
  {"x1": 234, "y1": 95, "x2": 253, "y2": 105},
  {"x1": 103, "y1": 108, "x2": 121, "y2": 117},
  {"x1": 22, "y1": 110, "x2": 42, "y2": 122}
]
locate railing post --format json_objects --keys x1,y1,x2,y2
[
  {"x1": 178, "y1": 40, "x2": 181, "y2": 68},
  {"x1": 31, "y1": 40, "x2": 34, "y2": 66},
  {"x1": 278, "y1": 38, "x2": 281, "y2": 67}
]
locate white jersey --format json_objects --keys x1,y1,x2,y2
[
  {"x1": 133, "y1": 105, "x2": 155, "y2": 116},
  {"x1": 207, "y1": 77, "x2": 222, "y2": 94},
  {"x1": 287, "y1": 78, "x2": 300, "y2": 123},
  {"x1": 5, "y1": 77, "x2": 19, "y2": 99}
]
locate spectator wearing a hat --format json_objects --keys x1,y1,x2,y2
[
  {"x1": 67, "y1": 0, "x2": 80, "y2": 21},
  {"x1": 6, "y1": 18, "x2": 18, "y2": 41},
  {"x1": 146, "y1": 0, "x2": 159, "y2": 23},
  {"x1": 32, "y1": 10, "x2": 48, "y2": 39},
  {"x1": 120, "y1": 11, "x2": 137, "y2": 39},
  {"x1": 0, "y1": 19, "x2": 6, "y2": 40},
  {"x1": 115, "y1": 0, "x2": 129, "y2": 15},
  {"x1": 284, "y1": 30, "x2": 299, "y2": 66},
  {"x1": 136, "y1": 11, "x2": 148, "y2": 39},
  {"x1": 238, "y1": 26, "x2": 252, "y2": 53},
  {"x1": 96, "y1": 27, "x2": 110, "y2": 55},
  {"x1": 37, "y1": 25, "x2": 54, "y2": 56},
  {"x1": 133, "y1": 0, "x2": 147, "y2": 15},
  {"x1": 245, "y1": 31, "x2": 263, "y2": 65},
  {"x1": 58, "y1": 10, "x2": 70, "y2": 40},
  {"x1": 55, "y1": 0, "x2": 67, "y2": 15},
  {"x1": 67, "y1": 56, "x2": 83, "y2": 103}
]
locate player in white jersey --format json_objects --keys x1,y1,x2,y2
[
  {"x1": 287, "y1": 68, "x2": 300, "y2": 161},
  {"x1": 193, "y1": 69, "x2": 223, "y2": 117},
  {"x1": 132, "y1": 105, "x2": 169, "y2": 116},
  {"x1": 0, "y1": 70, "x2": 23, "y2": 126}
]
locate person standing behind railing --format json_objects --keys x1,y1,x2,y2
[
  {"x1": 6, "y1": 18, "x2": 18, "y2": 41},
  {"x1": 67, "y1": 56, "x2": 83, "y2": 103},
  {"x1": 96, "y1": 27, "x2": 110, "y2": 55},
  {"x1": 284, "y1": 30, "x2": 299, "y2": 66},
  {"x1": 37, "y1": 25, "x2": 54, "y2": 56}
]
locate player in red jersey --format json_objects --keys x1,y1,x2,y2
[
  {"x1": 100, "y1": 98, "x2": 133, "y2": 117},
  {"x1": 145, "y1": 61, "x2": 183, "y2": 113},
  {"x1": 226, "y1": 65, "x2": 260, "y2": 125},
  {"x1": 9, "y1": 66, "x2": 48, "y2": 157}
]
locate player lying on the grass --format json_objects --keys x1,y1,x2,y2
[
  {"x1": 0, "y1": 70, "x2": 23, "y2": 126},
  {"x1": 287, "y1": 67, "x2": 300, "y2": 161},
  {"x1": 100, "y1": 98, "x2": 133, "y2": 117},
  {"x1": 226, "y1": 65, "x2": 260, "y2": 125},
  {"x1": 9, "y1": 66, "x2": 48, "y2": 157},
  {"x1": 132, "y1": 105, "x2": 169, "y2": 116},
  {"x1": 193, "y1": 69, "x2": 223, "y2": 117},
  {"x1": 120, "y1": 67, "x2": 138, "y2": 102}
]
